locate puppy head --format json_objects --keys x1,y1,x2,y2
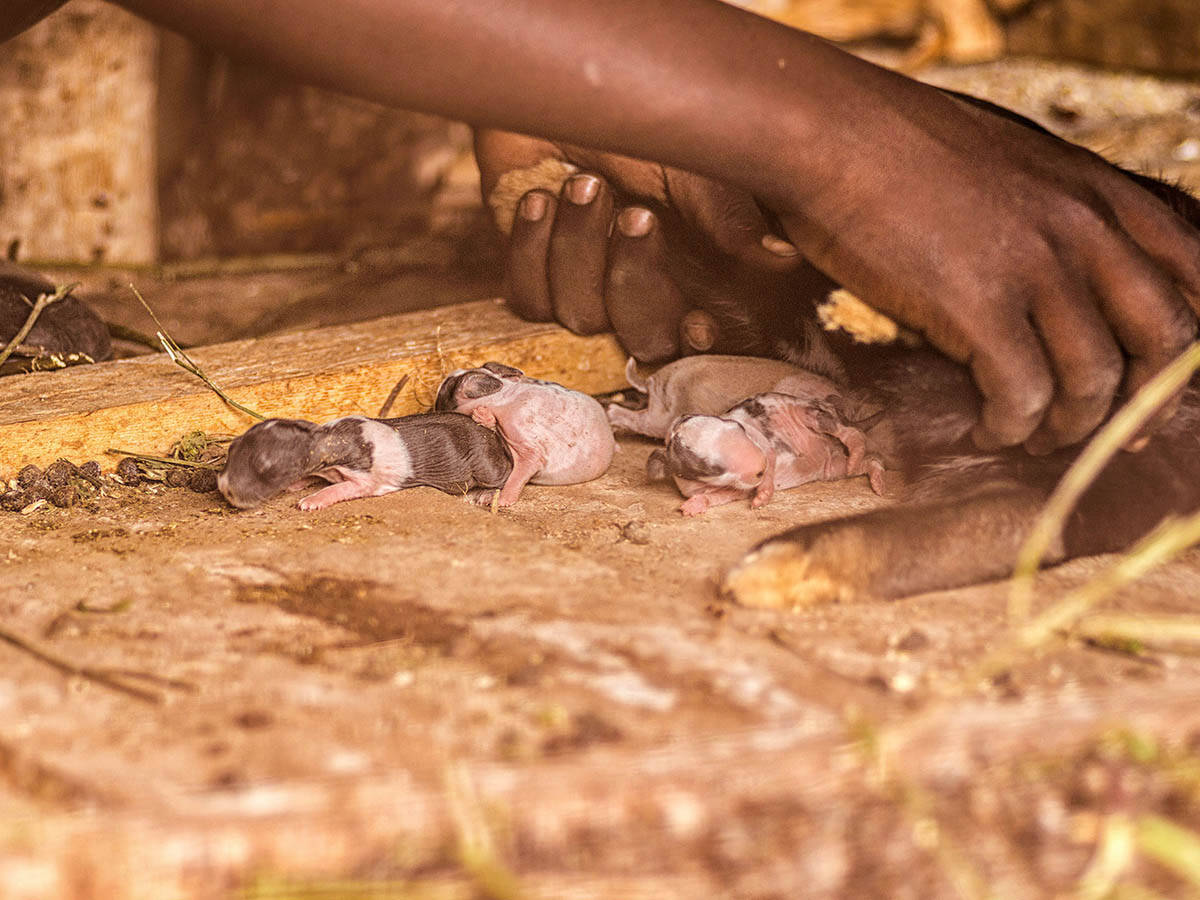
[
  {"x1": 434, "y1": 362, "x2": 524, "y2": 412},
  {"x1": 652, "y1": 415, "x2": 766, "y2": 497},
  {"x1": 218, "y1": 418, "x2": 319, "y2": 509}
]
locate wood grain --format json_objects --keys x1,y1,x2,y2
[{"x1": 0, "y1": 299, "x2": 627, "y2": 470}]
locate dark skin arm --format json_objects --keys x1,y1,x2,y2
[{"x1": 15, "y1": 0, "x2": 1200, "y2": 451}]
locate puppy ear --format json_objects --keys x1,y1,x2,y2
[
  {"x1": 646, "y1": 448, "x2": 669, "y2": 481},
  {"x1": 434, "y1": 374, "x2": 462, "y2": 410},
  {"x1": 459, "y1": 372, "x2": 505, "y2": 399},
  {"x1": 482, "y1": 362, "x2": 523, "y2": 377}
]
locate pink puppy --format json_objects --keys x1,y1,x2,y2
[
  {"x1": 435, "y1": 362, "x2": 615, "y2": 506},
  {"x1": 649, "y1": 392, "x2": 887, "y2": 516}
]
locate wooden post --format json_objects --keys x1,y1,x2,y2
[{"x1": 0, "y1": 0, "x2": 159, "y2": 265}]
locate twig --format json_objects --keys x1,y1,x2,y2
[
  {"x1": 0, "y1": 625, "x2": 162, "y2": 704},
  {"x1": 1075, "y1": 613, "x2": 1200, "y2": 650},
  {"x1": 1009, "y1": 342, "x2": 1200, "y2": 621},
  {"x1": 129, "y1": 284, "x2": 266, "y2": 421},
  {"x1": 0, "y1": 282, "x2": 78, "y2": 369},
  {"x1": 377, "y1": 374, "x2": 410, "y2": 418},
  {"x1": 105, "y1": 448, "x2": 219, "y2": 469},
  {"x1": 107, "y1": 321, "x2": 174, "y2": 352}
]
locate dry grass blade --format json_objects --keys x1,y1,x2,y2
[
  {"x1": 1075, "y1": 612, "x2": 1200, "y2": 650},
  {"x1": 975, "y1": 511, "x2": 1200, "y2": 682},
  {"x1": 105, "y1": 448, "x2": 219, "y2": 469},
  {"x1": 445, "y1": 764, "x2": 525, "y2": 900},
  {"x1": 0, "y1": 281, "x2": 79, "y2": 369},
  {"x1": 129, "y1": 284, "x2": 266, "y2": 421},
  {"x1": 1134, "y1": 815, "x2": 1200, "y2": 889},
  {"x1": 1076, "y1": 814, "x2": 1136, "y2": 900},
  {"x1": 1009, "y1": 342, "x2": 1200, "y2": 621}
]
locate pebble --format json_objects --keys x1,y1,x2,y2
[
  {"x1": 188, "y1": 469, "x2": 219, "y2": 493},
  {"x1": 115, "y1": 457, "x2": 142, "y2": 485},
  {"x1": 165, "y1": 468, "x2": 191, "y2": 488}
]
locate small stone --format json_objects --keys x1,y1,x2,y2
[
  {"x1": 16, "y1": 465, "x2": 41, "y2": 488},
  {"x1": 27, "y1": 477, "x2": 54, "y2": 501},
  {"x1": 165, "y1": 468, "x2": 191, "y2": 488},
  {"x1": 895, "y1": 629, "x2": 929, "y2": 653},
  {"x1": 115, "y1": 457, "x2": 142, "y2": 485},
  {"x1": 44, "y1": 459, "x2": 76, "y2": 487},
  {"x1": 48, "y1": 484, "x2": 76, "y2": 508},
  {"x1": 77, "y1": 461, "x2": 103, "y2": 485},
  {"x1": 620, "y1": 520, "x2": 651, "y2": 545},
  {"x1": 0, "y1": 490, "x2": 29, "y2": 512},
  {"x1": 188, "y1": 468, "x2": 219, "y2": 493}
]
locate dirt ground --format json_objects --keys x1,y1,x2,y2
[{"x1": 2, "y1": 59, "x2": 1200, "y2": 898}]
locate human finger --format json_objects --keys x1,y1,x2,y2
[
  {"x1": 1107, "y1": 171, "x2": 1200, "y2": 315},
  {"x1": 1022, "y1": 280, "x2": 1124, "y2": 454},
  {"x1": 505, "y1": 190, "x2": 556, "y2": 321},
  {"x1": 968, "y1": 314, "x2": 1055, "y2": 450},
  {"x1": 1088, "y1": 236, "x2": 1197, "y2": 447},
  {"x1": 605, "y1": 206, "x2": 688, "y2": 363},
  {"x1": 548, "y1": 173, "x2": 613, "y2": 335},
  {"x1": 679, "y1": 310, "x2": 719, "y2": 355}
]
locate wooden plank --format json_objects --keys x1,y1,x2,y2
[{"x1": 0, "y1": 299, "x2": 627, "y2": 470}]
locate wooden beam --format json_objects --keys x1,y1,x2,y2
[{"x1": 0, "y1": 299, "x2": 627, "y2": 470}]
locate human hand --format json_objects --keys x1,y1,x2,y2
[
  {"x1": 474, "y1": 129, "x2": 823, "y2": 365},
  {"x1": 767, "y1": 80, "x2": 1200, "y2": 453}
]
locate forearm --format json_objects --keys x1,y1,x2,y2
[{"x1": 117, "y1": 0, "x2": 898, "y2": 200}]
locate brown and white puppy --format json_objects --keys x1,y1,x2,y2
[
  {"x1": 607, "y1": 354, "x2": 849, "y2": 440},
  {"x1": 218, "y1": 413, "x2": 511, "y2": 510},
  {"x1": 435, "y1": 362, "x2": 615, "y2": 506}
]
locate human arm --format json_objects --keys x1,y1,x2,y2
[{"x1": 57, "y1": 0, "x2": 1200, "y2": 449}]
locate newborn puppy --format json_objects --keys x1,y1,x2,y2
[
  {"x1": 218, "y1": 413, "x2": 512, "y2": 510},
  {"x1": 650, "y1": 392, "x2": 887, "y2": 516},
  {"x1": 435, "y1": 362, "x2": 615, "y2": 506},
  {"x1": 607, "y1": 354, "x2": 852, "y2": 439}
]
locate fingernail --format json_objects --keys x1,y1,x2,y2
[
  {"x1": 761, "y1": 234, "x2": 798, "y2": 257},
  {"x1": 519, "y1": 192, "x2": 547, "y2": 222},
  {"x1": 565, "y1": 174, "x2": 599, "y2": 205},
  {"x1": 617, "y1": 207, "x2": 654, "y2": 237},
  {"x1": 682, "y1": 310, "x2": 717, "y2": 351}
]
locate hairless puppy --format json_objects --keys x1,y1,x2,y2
[
  {"x1": 650, "y1": 392, "x2": 887, "y2": 516},
  {"x1": 607, "y1": 355, "x2": 847, "y2": 440},
  {"x1": 218, "y1": 413, "x2": 511, "y2": 510},
  {"x1": 435, "y1": 362, "x2": 615, "y2": 507}
]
